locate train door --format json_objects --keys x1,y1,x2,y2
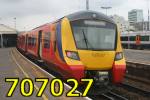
[
  {"x1": 136, "y1": 35, "x2": 140, "y2": 45},
  {"x1": 38, "y1": 30, "x2": 42, "y2": 58},
  {"x1": 136, "y1": 35, "x2": 141, "y2": 49}
]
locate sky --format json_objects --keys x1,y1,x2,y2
[{"x1": 0, "y1": 0, "x2": 149, "y2": 31}]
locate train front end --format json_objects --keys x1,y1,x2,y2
[{"x1": 60, "y1": 11, "x2": 126, "y2": 86}]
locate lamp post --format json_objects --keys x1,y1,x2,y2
[
  {"x1": 147, "y1": 0, "x2": 149, "y2": 31},
  {"x1": 14, "y1": 17, "x2": 16, "y2": 30},
  {"x1": 128, "y1": 27, "x2": 130, "y2": 49},
  {"x1": 101, "y1": 6, "x2": 112, "y2": 15},
  {"x1": 86, "y1": 0, "x2": 89, "y2": 10}
]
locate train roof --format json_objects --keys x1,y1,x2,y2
[
  {"x1": 121, "y1": 31, "x2": 150, "y2": 36},
  {"x1": 19, "y1": 11, "x2": 115, "y2": 35},
  {"x1": 66, "y1": 10, "x2": 115, "y2": 24}
]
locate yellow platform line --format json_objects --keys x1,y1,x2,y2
[
  {"x1": 14, "y1": 48, "x2": 92, "y2": 100},
  {"x1": 10, "y1": 50, "x2": 48, "y2": 100}
]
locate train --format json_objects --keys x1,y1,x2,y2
[
  {"x1": 121, "y1": 31, "x2": 150, "y2": 49},
  {"x1": 17, "y1": 11, "x2": 126, "y2": 88}
]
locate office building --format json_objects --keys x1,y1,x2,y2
[{"x1": 128, "y1": 9, "x2": 143, "y2": 26}]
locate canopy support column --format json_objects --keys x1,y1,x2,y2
[{"x1": 0, "y1": 34, "x2": 3, "y2": 48}]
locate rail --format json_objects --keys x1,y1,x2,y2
[
  {"x1": 101, "y1": 91, "x2": 128, "y2": 100},
  {"x1": 121, "y1": 83, "x2": 150, "y2": 97}
]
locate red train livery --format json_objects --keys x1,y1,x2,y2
[{"x1": 17, "y1": 11, "x2": 126, "y2": 87}]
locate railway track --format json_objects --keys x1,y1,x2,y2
[
  {"x1": 125, "y1": 74, "x2": 150, "y2": 85},
  {"x1": 101, "y1": 91, "x2": 128, "y2": 100},
  {"x1": 126, "y1": 61, "x2": 150, "y2": 80},
  {"x1": 121, "y1": 82, "x2": 150, "y2": 97}
]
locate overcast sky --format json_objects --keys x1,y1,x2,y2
[{"x1": 0, "y1": 0, "x2": 149, "y2": 31}]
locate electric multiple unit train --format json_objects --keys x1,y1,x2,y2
[
  {"x1": 17, "y1": 11, "x2": 126, "y2": 87},
  {"x1": 121, "y1": 31, "x2": 150, "y2": 49}
]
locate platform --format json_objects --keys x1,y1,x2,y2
[
  {"x1": 124, "y1": 49, "x2": 150, "y2": 65},
  {"x1": 0, "y1": 48, "x2": 90, "y2": 100}
]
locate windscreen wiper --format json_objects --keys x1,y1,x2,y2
[
  {"x1": 82, "y1": 29, "x2": 88, "y2": 49},
  {"x1": 82, "y1": 29, "x2": 94, "y2": 50}
]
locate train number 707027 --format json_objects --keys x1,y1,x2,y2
[{"x1": 5, "y1": 78, "x2": 93, "y2": 97}]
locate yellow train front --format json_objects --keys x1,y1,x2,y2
[{"x1": 56, "y1": 11, "x2": 126, "y2": 87}]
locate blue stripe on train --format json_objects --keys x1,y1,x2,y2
[{"x1": 56, "y1": 22, "x2": 65, "y2": 61}]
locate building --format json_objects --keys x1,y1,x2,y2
[
  {"x1": 0, "y1": 24, "x2": 18, "y2": 48},
  {"x1": 128, "y1": 9, "x2": 143, "y2": 26},
  {"x1": 110, "y1": 15, "x2": 130, "y2": 32},
  {"x1": 132, "y1": 21, "x2": 150, "y2": 31}
]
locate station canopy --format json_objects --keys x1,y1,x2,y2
[{"x1": 0, "y1": 24, "x2": 17, "y2": 34}]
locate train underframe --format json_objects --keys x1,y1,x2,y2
[
  {"x1": 122, "y1": 43, "x2": 150, "y2": 50},
  {"x1": 79, "y1": 70, "x2": 114, "y2": 94}
]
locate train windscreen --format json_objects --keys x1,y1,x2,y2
[{"x1": 71, "y1": 20, "x2": 116, "y2": 50}]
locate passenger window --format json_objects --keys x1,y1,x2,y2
[
  {"x1": 32, "y1": 37, "x2": 36, "y2": 46},
  {"x1": 44, "y1": 32, "x2": 50, "y2": 48},
  {"x1": 31, "y1": 37, "x2": 34, "y2": 46},
  {"x1": 34, "y1": 37, "x2": 36, "y2": 46},
  {"x1": 28, "y1": 37, "x2": 31, "y2": 46}
]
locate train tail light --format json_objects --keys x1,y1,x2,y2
[
  {"x1": 115, "y1": 52, "x2": 123, "y2": 61},
  {"x1": 66, "y1": 51, "x2": 80, "y2": 60}
]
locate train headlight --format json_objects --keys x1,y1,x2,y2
[
  {"x1": 115, "y1": 52, "x2": 123, "y2": 61},
  {"x1": 66, "y1": 51, "x2": 80, "y2": 60}
]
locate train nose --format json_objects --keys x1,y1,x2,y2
[{"x1": 78, "y1": 50, "x2": 116, "y2": 70}]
